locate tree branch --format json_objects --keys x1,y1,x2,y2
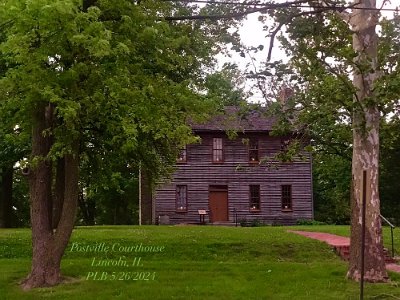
[
  {"x1": 321, "y1": 0, "x2": 362, "y2": 24},
  {"x1": 319, "y1": 58, "x2": 358, "y2": 108},
  {"x1": 164, "y1": 7, "x2": 261, "y2": 20},
  {"x1": 267, "y1": 22, "x2": 284, "y2": 61},
  {"x1": 266, "y1": 4, "x2": 356, "y2": 61},
  {"x1": 245, "y1": 49, "x2": 271, "y2": 101},
  {"x1": 379, "y1": 0, "x2": 390, "y2": 12},
  {"x1": 164, "y1": 0, "x2": 363, "y2": 23},
  {"x1": 164, "y1": 0, "x2": 311, "y2": 21}
]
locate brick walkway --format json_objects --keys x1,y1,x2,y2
[{"x1": 288, "y1": 230, "x2": 400, "y2": 273}]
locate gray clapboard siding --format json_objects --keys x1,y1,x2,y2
[{"x1": 154, "y1": 132, "x2": 313, "y2": 225}]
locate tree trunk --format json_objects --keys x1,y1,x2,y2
[
  {"x1": 347, "y1": 0, "x2": 388, "y2": 282},
  {"x1": 22, "y1": 104, "x2": 80, "y2": 290},
  {"x1": 78, "y1": 191, "x2": 96, "y2": 225},
  {"x1": 52, "y1": 158, "x2": 65, "y2": 229},
  {"x1": 0, "y1": 167, "x2": 13, "y2": 228},
  {"x1": 22, "y1": 104, "x2": 57, "y2": 289},
  {"x1": 141, "y1": 170, "x2": 154, "y2": 225}
]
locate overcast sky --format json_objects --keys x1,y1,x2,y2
[{"x1": 217, "y1": 0, "x2": 397, "y2": 102}]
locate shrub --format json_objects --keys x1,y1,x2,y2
[{"x1": 296, "y1": 219, "x2": 327, "y2": 226}]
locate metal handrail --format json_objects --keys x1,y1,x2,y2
[
  {"x1": 380, "y1": 214, "x2": 395, "y2": 258},
  {"x1": 381, "y1": 214, "x2": 395, "y2": 228},
  {"x1": 234, "y1": 208, "x2": 238, "y2": 227}
]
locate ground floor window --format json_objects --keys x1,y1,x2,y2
[
  {"x1": 176, "y1": 185, "x2": 187, "y2": 212},
  {"x1": 281, "y1": 185, "x2": 292, "y2": 211},
  {"x1": 249, "y1": 185, "x2": 260, "y2": 211}
]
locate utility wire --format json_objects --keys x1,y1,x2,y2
[{"x1": 163, "y1": 0, "x2": 400, "y2": 12}]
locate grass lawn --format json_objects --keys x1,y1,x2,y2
[{"x1": 0, "y1": 225, "x2": 400, "y2": 300}]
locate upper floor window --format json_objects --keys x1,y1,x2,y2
[
  {"x1": 281, "y1": 185, "x2": 292, "y2": 211},
  {"x1": 176, "y1": 185, "x2": 187, "y2": 212},
  {"x1": 249, "y1": 185, "x2": 260, "y2": 211},
  {"x1": 177, "y1": 145, "x2": 187, "y2": 163},
  {"x1": 212, "y1": 138, "x2": 223, "y2": 162},
  {"x1": 249, "y1": 139, "x2": 259, "y2": 162}
]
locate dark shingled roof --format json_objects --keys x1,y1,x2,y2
[{"x1": 191, "y1": 106, "x2": 275, "y2": 132}]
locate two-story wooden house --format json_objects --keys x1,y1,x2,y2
[{"x1": 152, "y1": 106, "x2": 313, "y2": 225}]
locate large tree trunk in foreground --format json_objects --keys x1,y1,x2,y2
[
  {"x1": 0, "y1": 167, "x2": 13, "y2": 228},
  {"x1": 22, "y1": 104, "x2": 79, "y2": 290},
  {"x1": 53, "y1": 157, "x2": 65, "y2": 229},
  {"x1": 347, "y1": 0, "x2": 388, "y2": 282}
]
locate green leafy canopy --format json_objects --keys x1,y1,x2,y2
[{"x1": 0, "y1": 0, "x2": 237, "y2": 181}]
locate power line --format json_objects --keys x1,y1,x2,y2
[{"x1": 164, "y1": 0, "x2": 400, "y2": 12}]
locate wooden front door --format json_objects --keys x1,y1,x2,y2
[{"x1": 209, "y1": 188, "x2": 228, "y2": 222}]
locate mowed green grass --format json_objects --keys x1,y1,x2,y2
[{"x1": 0, "y1": 225, "x2": 400, "y2": 300}]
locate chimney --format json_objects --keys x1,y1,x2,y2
[{"x1": 279, "y1": 86, "x2": 293, "y2": 107}]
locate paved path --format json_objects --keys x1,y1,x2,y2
[
  {"x1": 288, "y1": 230, "x2": 400, "y2": 273},
  {"x1": 288, "y1": 230, "x2": 350, "y2": 246}
]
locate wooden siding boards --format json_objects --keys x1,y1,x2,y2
[{"x1": 154, "y1": 132, "x2": 313, "y2": 225}]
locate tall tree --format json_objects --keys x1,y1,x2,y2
[
  {"x1": 204, "y1": 63, "x2": 248, "y2": 106},
  {"x1": 345, "y1": 0, "x2": 387, "y2": 281},
  {"x1": 380, "y1": 118, "x2": 400, "y2": 225},
  {"x1": 0, "y1": 0, "x2": 236, "y2": 289},
  {"x1": 0, "y1": 113, "x2": 29, "y2": 228},
  {"x1": 0, "y1": 166, "x2": 13, "y2": 228},
  {"x1": 248, "y1": 0, "x2": 397, "y2": 282}
]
